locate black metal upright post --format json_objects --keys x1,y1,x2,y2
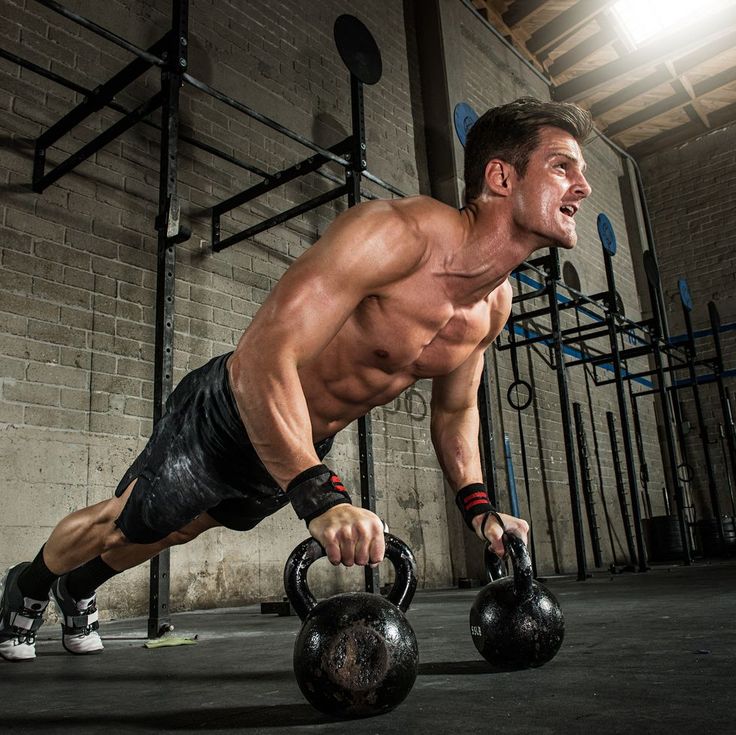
[
  {"x1": 709, "y1": 302, "x2": 736, "y2": 516},
  {"x1": 601, "y1": 248, "x2": 647, "y2": 571},
  {"x1": 506, "y1": 319, "x2": 537, "y2": 575},
  {"x1": 148, "y1": 0, "x2": 190, "y2": 639},
  {"x1": 478, "y1": 360, "x2": 500, "y2": 506},
  {"x1": 345, "y1": 71, "x2": 378, "y2": 594},
  {"x1": 642, "y1": 252, "x2": 692, "y2": 564},
  {"x1": 680, "y1": 289, "x2": 724, "y2": 541},
  {"x1": 547, "y1": 251, "x2": 587, "y2": 580},
  {"x1": 606, "y1": 410, "x2": 638, "y2": 565}
]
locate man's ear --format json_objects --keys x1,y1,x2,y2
[{"x1": 484, "y1": 160, "x2": 514, "y2": 196}]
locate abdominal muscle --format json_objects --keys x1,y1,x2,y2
[
  {"x1": 299, "y1": 359, "x2": 417, "y2": 440},
  {"x1": 299, "y1": 299, "x2": 490, "y2": 441}
]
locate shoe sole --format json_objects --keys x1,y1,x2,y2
[
  {"x1": 61, "y1": 641, "x2": 103, "y2": 656},
  {"x1": 0, "y1": 653, "x2": 35, "y2": 663}
]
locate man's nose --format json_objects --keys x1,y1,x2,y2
[{"x1": 573, "y1": 173, "x2": 592, "y2": 199}]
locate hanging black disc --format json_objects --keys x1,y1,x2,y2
[{"x1": 334, "y1": 15, "x2": 382, "y2": 85}]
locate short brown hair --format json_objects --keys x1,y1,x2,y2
[{"x1": 463, "y1": 97, "x2": 593, "y2": 202}]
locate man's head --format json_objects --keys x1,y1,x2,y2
[
  {"x1": 464, "y1": 97, "x2": 593, "y2": 201},
  {"x1": 464, "y1": 98, "x2": 594, "y2": 249}
]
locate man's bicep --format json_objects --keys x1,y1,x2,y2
[
  {"x1": 240, "y1": 255, "x2": 364, "y2": 364},
  {"x1": 239, "y1": 202, "x2": 420, "y2": 364},
  {"x1": 431, "y1": 350, "x2": 485, "y2": 415}
]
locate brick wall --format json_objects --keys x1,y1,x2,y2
[
  {"x1": 640, "y1": 124, "x2": 736, "y2": 534},
  {"x1": 0, "y1": 0, "x2": 443, "y2": 618},
  {"x1": 0, "y1": 0, "x2": 678, "y2": 624}
]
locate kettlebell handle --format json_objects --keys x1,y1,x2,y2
[
  {"x1": 284, "y1": 532, "x2": 418, "y2": 621},
  {"x1": 503, "y1": 533, "x2": 534, "y2": 600}
]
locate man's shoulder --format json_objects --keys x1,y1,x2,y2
[
  {"x1": 390, "y1": 195, "x2": 458, "y2": 223},
  {"x1": 344, "y1": 196, "x2": 453, "y2": 255},
  {"x1": 355, "y1": 195, "x2": 454, "y2": 223}
]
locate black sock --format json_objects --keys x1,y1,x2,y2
[
  {"x1": 65, "y1": 556, "x2": 119, "y2": 600},
  {"x1": 17, "y1": 546, "x2": 59, "y2": 601}
]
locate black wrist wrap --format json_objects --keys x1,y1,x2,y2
[
  {"x1": 455, "y1": 483, "x2": 496, "y2": 531},
  {"x1": 287, "y1": 464, "x2": 352, "y2": 526}
]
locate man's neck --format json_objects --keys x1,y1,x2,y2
[{"x1": 443, "y1": 202, "x2": 541, "y2": 303}]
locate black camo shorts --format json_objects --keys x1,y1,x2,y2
[{"x1": 113, "y1": 352, "x2": 334, "y2": 544}]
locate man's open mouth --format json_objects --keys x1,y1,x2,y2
[{"x1": 560, "y1": 205, "x2": 577, "y2": 218}]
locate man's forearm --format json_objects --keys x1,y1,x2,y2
[{"x1": 430, "y1": 407, "x2": 484, "y2": 491}]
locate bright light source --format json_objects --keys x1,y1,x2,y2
[{"x1": 612, "y1": 0, "x2": 732, "y2": 46}]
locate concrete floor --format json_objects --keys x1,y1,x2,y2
[{"x1": 1, "y1": 559, "x2": 734, "y2": 734}]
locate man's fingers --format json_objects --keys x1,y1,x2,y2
[
  {"x1": 309, "y1": 507, "x2": 387, "y2": 567},
  {"x1": 324, "y1": 538, "x2": 342, "y2": 566},
  {"x1": 354, "y1": 532, "x2": 371, "y2": 567},
  {"x1": 338, "y1": 533, "x2": 356, "y2": 567},
  {"x1": 369, "y1": 530, "x2": 386, "y2": 566}
]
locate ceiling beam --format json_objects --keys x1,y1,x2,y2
[
  {"x1": 694, "y1": 64, "x2": 736, "y2": 97},
  {"x1": 672, "y1": 30, "x2": 736, "y2": 75},
  {"x1": 548, "y1": 24, "x2": 617, "y2": 78},
  {"x1": 502, "y1": 0, "x2": 548, "y2": 29},
  {"x1": 708, "y1": 99, "x2": 736, "y2": 129},
  {"x1": 671, "y1": 64, "x2": 710, "y2": 129},
  {"x1": 602, "y1": 61, "x2": 736, "y2": 137},
  {"x1": 473, "y1": 1, "x2": 546, "y2": 73},
  {"x1": 683, "y1": 102, "x2": 710, "y2": 129},
  {"x1": 553, "y1": 4, "x2": 736, "y2": 102},
  {"x1": 603, "y1": 85, "x2": 691, "y2": 138},
  {"x1": 526, "y1": 0, "x2": 615, "y2": 55},
  {"x1": 590, "y1": 66, "x2": 671, "y2": 117},
  {"x1": 628, "y1": 119, "x2": 706, "y2": 159},
  {"x1": 589, "y1": 38, "x2": 736, "y2": 119}
]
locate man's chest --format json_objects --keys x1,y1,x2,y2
[{"x1": 350, "y1": 292, "x2": 493, "y2": 378}]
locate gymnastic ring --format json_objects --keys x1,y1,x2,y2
[
  {"x1": 507, "y1": 380, "x2": 533, "y2": 411},
  {"x1": 677, "y1": 463, "x2": 694, "y2": 482}
]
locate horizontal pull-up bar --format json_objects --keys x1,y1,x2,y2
[
  {"x1": 34, "y1": 92, "x2": 163, "y2": 192},
  {"x1": 213, "y1": 184, "x2": 349, "y2": 253},
  {"x1": 31, "y1": 0, "x2": 404, "y2": 201},
  {"x1": 34, "y1": 0, "x2": 166, "y2": 67}
]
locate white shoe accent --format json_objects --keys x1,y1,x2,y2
[
  {"x1": 0, "y1": 564, "x2": 47, "y2": 663},
  {"x1": 51, "y1": 586, "x2": 104, "y2": 656},
  {"x1": 0, "y1": 635, "x2": 36, "y2": 662},
  {"x1": 62, "y1": 628, "x2": 104, "y2": 655}
]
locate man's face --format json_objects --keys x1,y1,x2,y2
[{"x1": 508, "y1": 126, "x2": 591, "y2": 249}]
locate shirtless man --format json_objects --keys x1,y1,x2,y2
[{"x1": 0, "y1": 97, "x2": 592, "y2": 661}]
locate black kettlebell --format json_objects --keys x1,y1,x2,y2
[
  {"x1": 284, "y1": 533, "x2": 419, "y2": 719},
  {"x1": 470, "y1": 531, "x2": 564, "y2": 669}
]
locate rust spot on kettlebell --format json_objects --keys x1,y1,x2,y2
[{"x1": 323, "y1": 623, "x2": 390, "y2": 690}]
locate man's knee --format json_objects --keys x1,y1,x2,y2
[{"x1": 101, "y1": 527, "x2": 128, "y2": 552}]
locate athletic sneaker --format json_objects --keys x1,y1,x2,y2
[
  {"x1": 50, "y1": 576, "x2": 104, "y2": 655},
  {"x1": 0, "y1": 563, "x2": 48, "y2": 662}
]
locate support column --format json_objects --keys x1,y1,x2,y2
[{"x1": 148, "y1": 0, "x2": 190, "y2": 639}]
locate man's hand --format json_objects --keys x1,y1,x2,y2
[
  {"x1": 472, "y1": 511, "x2": 529, "y2": 558},
  {"x1": 307, "y1": 504, "x2": 385, "y2": 567}
]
